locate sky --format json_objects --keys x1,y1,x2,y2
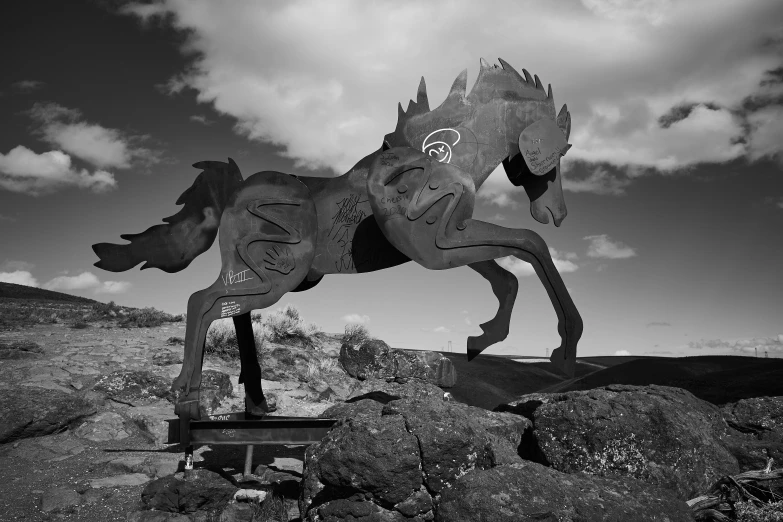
[{"x1": 1, "y1": 0, "x2": 782, "y2": 359}]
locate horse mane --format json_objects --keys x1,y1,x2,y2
[{"x1": 384, "y1": 57, "x2": 560, "y2": 148}]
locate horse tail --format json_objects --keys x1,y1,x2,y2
[{"x1": 92, "y1": 159, "x2": 244, "y2": 273}]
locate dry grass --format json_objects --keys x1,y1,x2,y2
[{"x1": 305, "y1": 358, "x2": 338, "y2": 381}]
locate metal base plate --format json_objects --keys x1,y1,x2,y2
[{"x1": 167, "y1": 413, "x2": 338, "y2": 446}]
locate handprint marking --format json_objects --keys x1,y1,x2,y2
[{"x1": 264, "y1": 245, "x2": 296, "y2": 274}]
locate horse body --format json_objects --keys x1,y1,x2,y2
[{"x1": 92, "y1": 58, "x2": 582, "y2": 423}]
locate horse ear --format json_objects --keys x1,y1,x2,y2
[{"x1": 557, "y1": 104, "x2": 571, "y2": 142}]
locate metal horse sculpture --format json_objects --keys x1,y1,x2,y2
[{"x1": 93, "y1": 58, "x2": 583, "y2": 423}]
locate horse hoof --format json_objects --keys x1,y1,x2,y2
[{"x1": 245, "y1": 395, "x2": 276, "y2": 417}]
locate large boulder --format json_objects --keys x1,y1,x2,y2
[
  {"x1": 497, "y1": 384, "x2": 739, "y2": 500},
  {"x1": 339, "y1": 339, "x2": 456, "y2": 388},
  {"x1": 720, "y1": 396, "x2": 783, "y2": 472},
  {"x1": 0, "y1": 387, "x2": 96, "y2": 443},
  {"x1": 721, "y1": 396, "x2": 783, "y2": 442},
  {"x1": 437, "y1": 461, "x2": 694, "y2": 522},
  {"x1": 300, "y1": 394, "x2": 526, "y2": 520},
  {"x1": 302, "y1": 392, "x2": 694, "y2": 521}
]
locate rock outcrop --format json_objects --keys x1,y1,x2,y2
[
  {"x1": 497, "y1": 384, "x2": 739, "y2": 500},
  {"x1": 437, "y1": 460, "x2": 695, "y2": 522},
  {"x1": 301, "y1": 392, "x2": 692, "y2": 521},
  {"x1": 0, "y1": 387, "x2": 96, "y2": 443},
  {"x1": 339, "y1": 339, "x2": 456, "y2": 387}
]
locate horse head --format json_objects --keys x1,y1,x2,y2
[{"x1": 383, "y1": 58, "x2": 572, "y2": 227}]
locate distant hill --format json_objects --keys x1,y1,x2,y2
[
  {"x1": 0, "y1": 282, "x2": 99, "y2": 304},
  {"x1": 538, "y1": 355, "x2": 783, "y2": 405}
]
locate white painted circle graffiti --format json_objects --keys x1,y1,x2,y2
[{"x1": 422, "y1": 128, "x2": 461, "y2": 163}]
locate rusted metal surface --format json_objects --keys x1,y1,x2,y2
[{"x1": 93, "y1": 58, "x2": 582, "y2": 438}]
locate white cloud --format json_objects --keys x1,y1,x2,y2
[
  {"x1": 688, "y1": 335, "x2": 783, "y2": 356},
  {"x1": 433, "y1": 326, "x2": 451, "y2": 333},
  {"x1": 745, "y1": 105, "x2": 783, "y2": 167},
  {"x1": 190, "y1": 114, "x2": 214, "y2": 125},
  {"x1": 28, "y1": 103, "x2": 161, "y2": 170},
  {"x1": 118, "y1": 0, "x2": 783, "y2": 182},
  {"x1": 0, "y1": 214, "x2": 15, "y2": 222},
  {"x1": 464, "y1": 316, "x2": 472, "y2": 326},
  {"x1": 12, "y1": 80, "x2": 45, "y2": 91},
  {"x1": 562, "y1": 166, "x2": 633, "y2": 196},
  {"x1": 0, "y1": 146, "x2": 116, "y2": 196},
  {"x1": 614, "y1": 349, "x2": 631, "y2": 356},
  {"x1": 342, "y1": 313, "x2": 370, "y2": 324},
  {"x1": 43, "y1": 272, "x2": 101, "y2": 291},
  {"x1": 584, "y1": 234, "x2": 637, "y2": 259},
  {"x1": 0, "y1": 260, "x2": 34, "y2": 272},
  {"x1": 95, "y1": 281, "x2": 132, "y2": 294},
  {"x1": 0, "y1": 270, "x2": 39, "y2": 287},
  {"x1": 497, "y1": 247, "x2": 579, "y2": 277}
]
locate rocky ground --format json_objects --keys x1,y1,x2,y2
[
  {"x1": 1, "y1": 315, "x2": 782, "y2": 521},
  {"x1": 0, "y1": 320, "x2": 369, "y2": 521}
]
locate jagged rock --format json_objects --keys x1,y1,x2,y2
[
  {"x1": 321, "y1": 398, "x2": 386, "y2": 422},
  {"x1": 74, "y1": 411, "x2": 131, "y2": 441},
  {"x1": 720, "y1": 396, "x2": 783, "y2": 472},
  {"x1": 93, "y1": 369, "x2": 176, "y2": 405},
  {"x1": 300, "y1": 395, "x2": 518, "y2": 519},
  {"x1": 722, "y1": 396, "x2": 783, "y2": 442},
  {"x1": 382, "y1": 398, "x2": 498, "y2": 494},
  {"x1": 339, "y1": 339, "x2": 456, "y2": 387},
  {"x1": 0, "y1": 387, "x2": 96, "y2": 443},
  {"x1": 498, "y1": 384, "x2": 740, "y2": 500},
  {"x1": 141, "y1": 469, "x2": 237, "y2": 514},
  {"x1": 300, "y1": 415, "x2": 422, "y2": 515},
  {"x1": 40, "y1": 487, "x2": 81, "y2": 513},
  {"x1": 199, "y1": 369, "x2": 233, "y2": 416},
  {"x1": 437, "y1": 461, "x2": 694, "y2": 522}
]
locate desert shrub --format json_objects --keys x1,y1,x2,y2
[
  {"x1": 91, "y1": 300, "x2": 121, "y2": 318},
  {"x1": 70, "y1": 321, "x2": 90, "y2": 329},
  {"x1": 262, "y1": 304, "x2": 321, "y2": 348},
  {"x1": 342, "y1": 323, "x2": 371, "y2": 346},
  {"x1": 735, "y1": 500, "x2": 783, "y2": 521},
  {"x1": 204, "y1": 317, "x2": 265, "y2": 361},
  {"x1": 118, "y1": 306, "x2": 182, "y2": 328},
  {"x1": 305, "y1": 357, "x2": 338, "y2": 381}
]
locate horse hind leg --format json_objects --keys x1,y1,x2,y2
[
  {"x1": 233, "y1": 311, "x2": 275, "y2": 416},
  {"x1": 171, "y1": 287, "x2": 216, "y2": 421},
  {"x1": 467, "y1": 260, "x2": 519, "y2": 360}
]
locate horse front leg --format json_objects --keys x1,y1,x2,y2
[
  {"x1": 467, "y1": 260, "x2": 519, "y2": 360},
  {"x1": 368, "y1": 148, "x2": 582, "y2": 377},
  {"x1": 442, "y1": 221, "x2": 582, "y2": 376}
]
